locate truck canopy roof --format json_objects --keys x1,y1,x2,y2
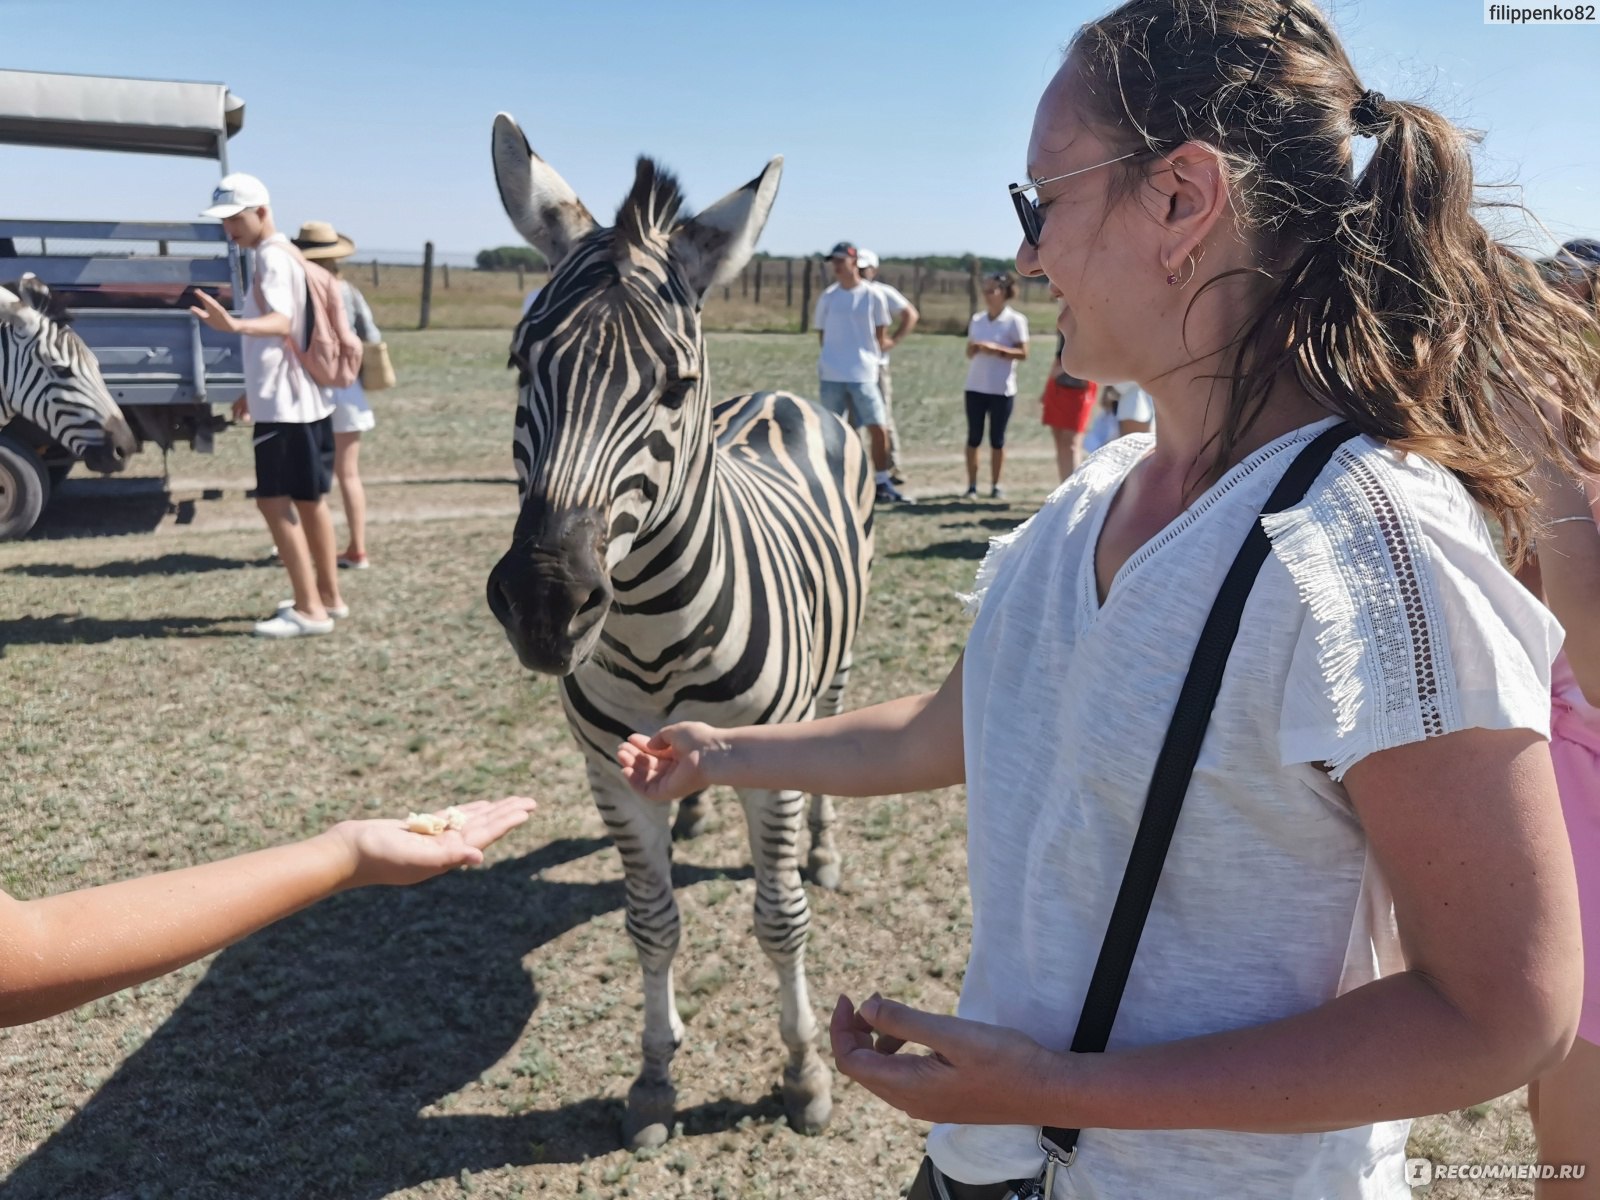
[{"x1": 0, "y1": 69, "x2": 243, "y2": 159}]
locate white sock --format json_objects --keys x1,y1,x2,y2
[{"x1": 876, "y1": 470, "x2": 891, "y2": 484}]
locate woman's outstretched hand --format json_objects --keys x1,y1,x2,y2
[
  {"x1": 829, "y1": 992, "x2": 1070, "y2": 1126},
  {"x1": 617, "y1": 723, "x2": 724, "y2": 803},
  {"x1": 331, "y1": 795, "x2": 538, "y2": 888}
]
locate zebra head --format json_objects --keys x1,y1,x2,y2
[
  {"x1": 484, "y1": 113, "x2": 781, "y2": 675},
  {"x1": 0, "y1": 276, "x2": 135, "y2": 474}
]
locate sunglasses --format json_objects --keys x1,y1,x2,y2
[{"x1": 1007, "y1": 151, "x2": 1140, "y2": 247}]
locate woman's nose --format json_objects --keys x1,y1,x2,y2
[{"x1": 1016, "y1": 237, "x2": 1043, "y2": 278}]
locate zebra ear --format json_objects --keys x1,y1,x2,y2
[
  {"x1": 0, "y1": 283, "x2": 38, "y2": 330},
  {"x1": 492, "y1": 113, "x2": 597, "y2": 269},
  {"x1": 17, "y1": 272, "x2": 50, "y2": 312},
  {"x1": 670, "y1": 156, "x2": 783, "y2": 297}
]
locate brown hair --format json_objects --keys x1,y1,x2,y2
[
  {"x1": 984, "y1": 271, "x2": 1018, "y2": 300},
  {"x1": 1070, "y1": 0, "x2": 1600, "y2": 549}
]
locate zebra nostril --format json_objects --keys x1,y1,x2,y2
[{"x1": 567, "y1": 585, "x2": 607, "y2": 637}]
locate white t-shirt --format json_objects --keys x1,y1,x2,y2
[
  {"x1": 1106, "y1": 381, "x2": 1154, "y2": 425},
  {"x1": 243, "y1": 233, "x2": 331, "y2": 424},
  {"x1": 964, "y1": 307, "x2": 1029, "y2": 396},
  {"x1": 814, "y1": 282, "x2": 889, "y2": 383},
  {"x1": 933, "y1": 419, "x2": 1560, "y2": 1198},
  {"x1": 867, "y1": 279, "x2": 910, "y2": 366}
]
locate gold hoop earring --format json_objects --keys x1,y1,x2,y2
[{"x1": 1164, "y1": 254, "x2": 1198, "y2": 289}]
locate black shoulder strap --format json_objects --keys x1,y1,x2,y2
[{"x1": 1039, "y1": 421, "x2": 1358, "y2": 1163}]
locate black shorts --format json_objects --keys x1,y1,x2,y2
[
  {"x1": 965, "y1": 390, "x2": 1016, "y2": 449},
  {"x1": 252, "y1": 417, "x2": 334, "y2": 501}
]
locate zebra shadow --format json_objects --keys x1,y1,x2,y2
[{"x1": 1, "y1": 838, "x2": 760, "y2": 1200}]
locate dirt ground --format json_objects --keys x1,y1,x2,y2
[{"x1": 0, "y1": 331, "x2": 1543, "y2": 1199}]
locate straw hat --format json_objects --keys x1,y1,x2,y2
[{"x1": 291, "y1": 220, "x2": 356, "y2": 260}]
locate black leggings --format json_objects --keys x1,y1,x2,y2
[{"x1": 965, "y1": 390, "x2": 1015, "y2": 449}]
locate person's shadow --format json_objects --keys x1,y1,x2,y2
[{"x1": 2, "y1": 838, "x2": 769, "y2": 1200}]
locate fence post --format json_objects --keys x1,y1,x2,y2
[
  {"x1": 786, "y1": 258, "x2": 794, "y2": 307},
  {"x1": 754, "y1": 259, "x2": 763, "y2": 303},
  {"x1": 741, "y1": 266, "x2": 749, "y2": 298},
  {"x1": 371, "y1": 260, "x2": 380, "y2": 287},
  {"x1": 517, "y1": 264, "x2": 525, "y2": 291},
  {"x1": 913, "y1": 259, "x2": 926, "y2": 309},
  {"x1": 968, "y1": 256, "x2": 980, "y2": 314},
  {"x1": 419, "y1": 241, "x2": 435, "y2": 330},
  {"x1": 800, "y1": 259, "x2": 813, "y2": 333}
]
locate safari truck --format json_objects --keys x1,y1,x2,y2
[{"x1": 0, "y1": 68, "x2": 249, "y2": 538}]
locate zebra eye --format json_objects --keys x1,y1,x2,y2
[{"x1": 659, "y1": 378, "x2": 696, "y2": 410}]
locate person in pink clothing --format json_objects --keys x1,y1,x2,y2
[{"x1": 1519, "y1": 244, "x2": 1600, "y2": 1194}]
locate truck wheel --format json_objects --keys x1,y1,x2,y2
[{"x1": 0, "y1": 434, "x2": 51, "y2": 541}]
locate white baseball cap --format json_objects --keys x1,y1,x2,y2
[
  {"x1": 856, "y1": 248, "x2": 880, "y2": 270},
  {"x1": 201, "y1": 172, "x2": 271, "y2": 218}
]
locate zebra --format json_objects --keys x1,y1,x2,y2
[
  {"x1": 1, "y1": 273, "x2": 135, "y2": 474},
  {"x1": 484, "y1": 113, "x2": 874, "y2": 1149}
]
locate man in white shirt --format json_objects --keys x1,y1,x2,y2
[
  {"x1": 857, "y1": 249, "x2": 919, "y2": 488},
  {"x1": 190, "y1": 173, "x2": 344, "y2": 639},
  {"x1": 813, "y1": 242, "x2": 904, "y2": 503}
]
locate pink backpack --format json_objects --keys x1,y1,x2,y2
[{"x1": 253, "y1": 242, "x2": 363, "y2": 390}]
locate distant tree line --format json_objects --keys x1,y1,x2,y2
[{"x1": 476, "y1": 245, "x2": 546, "y2": 271}]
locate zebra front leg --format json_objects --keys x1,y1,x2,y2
[
  {"x1": 592, "y1": 767, "x2": 685, "y2": 1150},
  {"x1": 740, "y1": 787, "x2": 833, "y2": 1134},
  {"x1": 806, "y1": 662, "x2": 851, "y2": 890}
]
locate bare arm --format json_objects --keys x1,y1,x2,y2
[
  {"x1": 886, "y1": 304, "x2": 919, "y2": 349},
  {"x1": 876, "y1": 323, "x2": 891, "y2": 353},
  {"x1": 1530, "y1": 464, "x2": 1600, "y2": 704},
  {"x1": 834, "y1": 727, "x2": 1582, "y2": 1132},
  {"x1": 0, "y1": 797, "x2": 536, "y2": 1027},
  {"x1": 188, "y1": 290, "x2": 290, "y2": 338},
  {"x1": 618, "y1": 655, "x2": 966, "y2": 802}
]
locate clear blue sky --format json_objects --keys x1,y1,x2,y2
[{"x1": 2, "y1": 0, "x2": 1596, "y2": 261}]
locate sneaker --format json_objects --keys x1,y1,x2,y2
[
  {"x1": 254, "y1": 608, "x2": 335, "y2": 638},
  {"x1": 337, "y1": 553, "x2": 370, "y2": 570},
  {"x1": 278, "y1": 599, "x2": 350, "y2": 620},
  {"x1": 991, "y1": 484, "x2": 1006, "y2": 500},
  {"x1": 889, "y1": 471, "x2": 907, "y2": 487},
  {"x1": 962, "y1": 485, "x2": 978, "y2": 499},
  {"x1": 875, "y1": 482, "x2": 908, "y2": 504}
]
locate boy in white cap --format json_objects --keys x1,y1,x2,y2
[
  {"x1": 190, "y1": 173, "x2": 345, "y2": 638},
  {"x1": 856, "y1": 249, "x2": 918, "y2": 486}
]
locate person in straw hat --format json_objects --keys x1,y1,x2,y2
[{"x1": 293, "y1": 221, "x2": 380, "y2": 570}]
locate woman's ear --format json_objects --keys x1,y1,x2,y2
[{"x1": 1143, "y1": 142, "x2": 1230, "y2": 277}]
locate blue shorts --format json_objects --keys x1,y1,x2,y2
[{"x1": 818, "y1": 379, "x2": 887, "y2": 428}]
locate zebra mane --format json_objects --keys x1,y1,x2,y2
[
  {"x1": 2, "y1": 278, "x2": 72, "y2": 326},
  {"x1": 614, "y1": 157, "x2": 685, "y2": 254}
]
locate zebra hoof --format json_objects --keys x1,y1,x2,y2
[
  {"x1": 781, "y1": 1058, "x2": 833, "y2": 1134},
  {"x1": 622, "y1": 1079, "x2": 677, "y2": 1150},
  {"x1": 807, "y1": 852, "x2": 842, "y2": 892},
  {"x1": 672, "y1": 793, "x2": 712, "y2": 841}
]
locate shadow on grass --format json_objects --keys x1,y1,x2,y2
[
  {"x1": 0, "y1": 613, "x2": 252, "y2": 652},
  {"x1": 6, "y1": 552, "x2": 277, "y2": 579},
  {"x1": 887, "y1": 540, "x2": 988, "y2": 562},
  {"x1": 2, "y1": 838, "x2": 773, "y2": 1200},
  {"x1": 28, "y1": 478, "x2": 231, "y2": 540}
]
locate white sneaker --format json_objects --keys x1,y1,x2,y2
[
  {"x1": 278, "y1": 599, "x2": 350, "y2": 620},
  {"x1": 254, "y1": 608, "x2": 335, "y2": 638}
]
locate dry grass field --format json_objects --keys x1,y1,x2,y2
[{"x1": 0, "y1": 330, "x2": 1541, "y2": 1199}]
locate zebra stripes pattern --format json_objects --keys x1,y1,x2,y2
[
  {"x1": 484, "y1": 114, "x2": 874, "y2": 1148},
  {"x1": 0, "y1": 274, "x2": 134, "y2": 472}
]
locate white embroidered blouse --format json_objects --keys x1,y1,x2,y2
[{"x1": 928, "y1": 417, "x2": 1561, "y2": 1199}]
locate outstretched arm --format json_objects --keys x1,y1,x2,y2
[
  {"x1": 0, "y1": 796, "x2": 536, "y2": 1027},
  {"x1": 618, "y1": 656, "x2": 966, "y2": 803}
]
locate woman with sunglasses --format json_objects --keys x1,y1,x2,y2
[
  {"x1": 618, "y1": 2, "x2": 1598, "y2": 1195},
  {"x1": 963, "y1": 272, "x2": 1030, "y2": 499}
]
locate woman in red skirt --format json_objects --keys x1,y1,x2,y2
[{"x1": 1040, "y1": 331, "x2": 1097, "y2": 481}]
